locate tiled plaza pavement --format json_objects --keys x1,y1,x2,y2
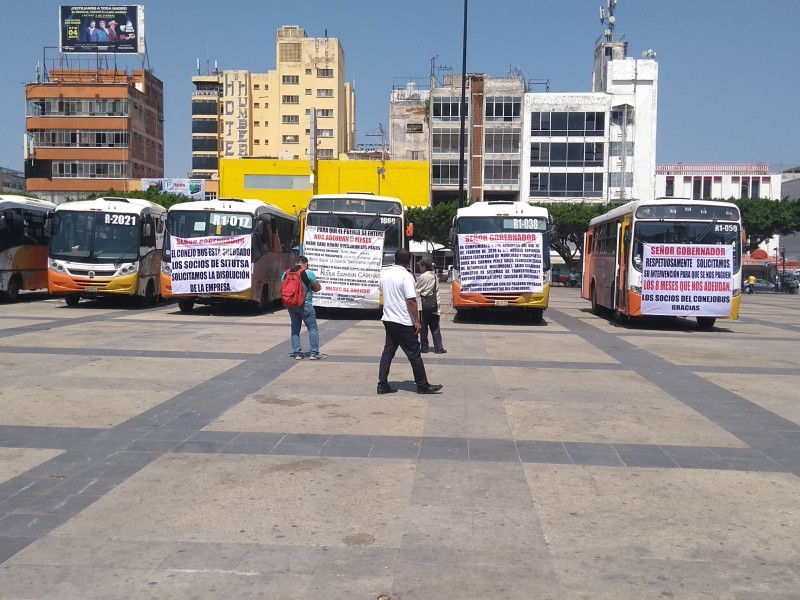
[{"x1": 0, "y1": 288, "x2": 799, "y2": 599}]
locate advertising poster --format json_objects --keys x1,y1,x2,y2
[
  {"x1": 458, "y1": 233, "x2": 545, "y2": 294},
  {"x1": 169, "y1": 235, "x2": 252, "y2": 295},
  {"x1": 640, "y1": 244, "x2": 733, "y2": 317},
  {"x1": 302, "y1": 226, "x2": 384, "y2": 309},
  {"x1": 59, "y1": 5, "x2": 144, "y2": 54},
  {"x1": 142, "y1": 178, "x2": 205, "y2": 201}
]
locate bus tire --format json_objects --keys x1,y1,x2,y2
[
  {"x1": 696, "y1": 317, "x2": 716, "y2": 329},
  {"x1": 0, "y1": 275, "x2": 21, "y2": 303},
  {"x1": 528, "y1": 309, "x2": 543, "y2": 324},
  {"x1": 178, "y1": 298, "x2": 195, "y2": 313},
  {"x1": 145, "y1": 280, "x2": 158, "y2": 306},
  {"x1": 590, "y1": 283, "x2": 601, "y2": 315},
  {"x1": 65, "y1": 294, "x2": 81, "y2": 307},
  {"x1": 255, "y1": 284, "x2": 270, "y2": 313}
]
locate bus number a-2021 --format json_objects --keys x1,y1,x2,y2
[{"x1": 104, "y1": 214, "x2": 137, "y2": 226}]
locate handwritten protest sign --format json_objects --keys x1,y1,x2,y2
[
  {"x1": 458, "y1": 232, "x2": 544, "y2": 294},
  {"x1": 303, "y1": 226, "x2": 384, "y2": 309},
  {"x1": 640, "y1": 243, "x2": 733, "y2": 316},
  {"x1": 169, "y1": 235, "x2": 252, "y2": 295}
]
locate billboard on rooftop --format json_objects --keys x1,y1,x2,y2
[{"x1": 59, "y1": 5, "x2": 145, "y2": 55}]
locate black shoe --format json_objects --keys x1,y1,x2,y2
[
  {"x1": 416, "y1": 384, "x2": 443, "y2": 394},
  {"x1": 433, "y1": 349, "x2": 447, "y2": 354},
  {"x1": 377, "y1": 385, "x2": 398, "y2": 395}
]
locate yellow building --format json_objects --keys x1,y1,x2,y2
[
  {"x1": 219, "y1": 158, "x2": 430, "y2": 215},
  {"x1": 191, "y1": 25, "x2": 355, "y2": 183}
]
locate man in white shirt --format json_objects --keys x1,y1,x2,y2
[{"x1": 377, "y1": 249, "x2": 443, "y2": 395}]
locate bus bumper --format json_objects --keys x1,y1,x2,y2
[
  {"x1": 48, "y1": 270, "x2": 138, "y2": 296},
  {"x1": 626, "y1": 289, "x2": 740, "y2": 320},
  {"x1": 452, "y1": 281, "x2": 550, "y2": 310}
]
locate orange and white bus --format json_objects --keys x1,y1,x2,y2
[
  {"x1": 0, "y1": 195, "x2": 56, "y2": 302},
  {"x1": 582, "y1": 198, "x2": 743, "y2": 329},
  {"x1": 161, "y1": 198, "x2": 298, "y2": 313},
  {"x1": 451, "y1": 200, "x2": 551, "y2": 322},
  {"x1": 48, "y1": 197, "x2": 165, "y2": 306}
]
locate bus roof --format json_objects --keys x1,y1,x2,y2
[
  {"x1": 456, "y1": 200, "x2": 549, "y2": 219},
  {"x1": 0, "y1": 195, "x2": 57, "y2": 212},
  {"x1": 590, "y1": 198, "x2": 740, "y2": 226},
  {"x1": 167, "y1": 197, "x2": 295, "y2": 219},
  {"x1": 308, "y1": 193, "x2": 403, "y2": 205},
  {"x1": 54, "y1": 196, "x2": 165, "y2": 215}
]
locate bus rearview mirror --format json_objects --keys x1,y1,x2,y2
[{"x1": 406, "y1": 222, "x2": 414, "y2": 237}]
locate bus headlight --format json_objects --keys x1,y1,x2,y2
[
  {"x1": 49, "y1": 260, "x2": 66, "y2": 272},
  {"x1": 733, "y1": 287, "x2": 741, "y2": 297},
  {"x1": 161, "y1": 261, "x2": 172, "y2": 275},
  {"x1": 116, "y1": 262, "x2": 139, "y2": 276},
  {"x1": 629, "y1": 285, "x2": 641, "y2": 294}
]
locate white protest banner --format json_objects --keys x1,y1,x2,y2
[
  {"x1": 640, "y1": 243, "x2": 733, "y2": 317},
  {"x1": 458, "y1": 232, "x2": 544, "y2": 294},
  {"x1": 169, "y1": 235, "x2": 252, "y2": 295},
  {"x1": 302, "y1": 226, "x2": 384, "y2": 309}
]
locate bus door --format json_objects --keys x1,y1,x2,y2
[
  {"x1": 612, "y1": 222, "x2": 622, "y2": 310},
  {"x1": 617, "y1": 221, "x2": 631, "y2": 313}
]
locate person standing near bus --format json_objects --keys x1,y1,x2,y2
[
  {"x1": 415, "y1": 259, "x2": 446, "y2": 354},
  {"x1": 747, "y1": 274, "x2": 756, "y2": 294},
  {"x1": 281, "y1": 256, "x2": 326, "y2": 360},
  {"x1": 377, "y1": 249, "x2": 443, "y2": 395}
]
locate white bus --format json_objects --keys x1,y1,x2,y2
[
  {"x1": 451, "y1": 200, "x2": 551, "y2": 322},
  {"x1": 582, "y1": 198, "x2": 743, "y2": 329},
  {"x1": 0, "y1": 195, "x2": 56, "y2": 302},
  {"x1": 301, "y1": 193, "x2": 409, "y2": 309},
  {"x1": 49, "y1": 197, "x2": 166, "y2": 306},
  {"x1": 161, "y1": 198, "x2": 298, "y2": 313}
]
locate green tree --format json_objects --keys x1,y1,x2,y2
[
  {"x1": 534, "y1": 202, "x2": 610, "y2": 272},
  {"x1": 83, "y1": 187, "x2": 192, "y2": 209},
  {"x1": 406, "y1": 201, "x2": 458, "y2": 254},
  {"x1": 730, "y1": 197, "x2": 800, "y2": 252}
]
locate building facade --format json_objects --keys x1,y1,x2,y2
[
  {"x1": 191, "y1": 25, "x2": 356, "y2": 181},
  {"x1": 655, "y1": 164, "x2": 782, "y2": 201},
  {"x1": 25, "y1": 69, "x2": 164, "y2": 204},
  {"x1": 389, "y1": 32, "x2": 658, "y2": 206},
  {"x1": 0, "y1": 168, "x2": 25, "y2": 193}
]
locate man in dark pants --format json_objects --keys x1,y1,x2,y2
[{"x1": 377, "y1": 249, "x2": 443, "y2": 395}]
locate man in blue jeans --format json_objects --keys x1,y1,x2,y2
[
  {"x1": 281, "y1": 256, "x2": 326, "y2": 360},
  {"x1": 377, "y1": 249, "x2": 443, "y2": 395}
]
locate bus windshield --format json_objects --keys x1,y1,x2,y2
[
  {"x1": 632, "y1": 221, "x2": 741, "y2": 271},
  {"x1": 168, "y1": 211, "x2": 254, "y2": 239},
  {"x1": 50, "y1": 211, "x2": 139, "y2": 263},
  {"x1": 456, "y1": 216, "x2": 548, "y2": 234},
  {"x1": 305, "y1": 213, "x2": 401, "y2": 264}
]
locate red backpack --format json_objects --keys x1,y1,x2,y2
[{"x1": 281, "y1": 267, "x2": 308, "y2": 308}]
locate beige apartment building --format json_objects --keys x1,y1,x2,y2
[{"x1": 192, "y1": 25, "x2": 356, "y2": 182}]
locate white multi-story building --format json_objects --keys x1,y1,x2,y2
[
  {"x1": 389, "y1": 24, "x2": 659, "y2": 205},
  {"x1": 654, "y1": 164, "x2": 781, "y2": 200}
]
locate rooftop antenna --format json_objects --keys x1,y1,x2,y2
[
  {"x1": 196, "y1": 57, "x2": 200, "y2": 75},
  {"x1": 599, "y1": 0, "x2": 617, "y2": 40}
]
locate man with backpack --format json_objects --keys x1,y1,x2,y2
[{"x1": 281, "y1": 256, "x2": 325, "y2": 360}]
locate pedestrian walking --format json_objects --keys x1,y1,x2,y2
[
  {"x1": 377, "y1": 249, "x2": 443, "y2": 395},
  {"x1": 747, "y1": 274, "x2": 756, "y2": 294},
  {"x1": 415, "y1": 258, "x2": 447, "y2": 354},
  {"x1": 281, "y1": 256, "x2": 326, "y2": 360}
]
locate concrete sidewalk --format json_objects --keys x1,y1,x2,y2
[{"x1": 0, "y1": 287, "x2": 798, "y2": 598}]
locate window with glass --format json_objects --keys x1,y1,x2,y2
[
  {"x1": 281, "y1": 95, "x2": 299, "y2": 104},
  {"x1": 317, "y1": 148, "x2": 334, "y2": 158},
  {"x1": 317, "y1": 89, "x2": 334, "y2": 98},
  {"x1": 609, "y1": 142, "x2": 634, "y2": 157},
  {"x1": 317, "y1": 129, "x2": 333, "y2": 138},
  {"x1": 317, "y1": 109, "x2": 333, "y2": 118},
  {"x1": 432, "y1": 160, "x2": 463, "y2": 185},
  {"x1": 192, "y1": 119, "x2": 218, "y2": 134},
  {"x1": 432, "y1": 128, "x2": 465, "y2": 153},
  {"x1": 317, "y1": 68, "x2": 333, "y2": 77},
  {"x1": 50, "y1": 211, "x2": 140, "y2": 262},
  {"x1": 192, "y1": 101, "x2": 217, "y2": 116},
  {"x1": 609, "y1": 172, "x2": 634, "y2": 188},
  {"x1": 282, "y1": 75, "x2": 299, "y2": 84},
  {"x1": 406, "y1": 123, "x2": 424, "y2": 133},
  {"x1": 529, "y1": 172, "x2": 603, "y2": 198},
  {"x1": 485, "y1": 129, "x2": 520, "y2": 154},
  {"x1": 485, "y1": 96, "x2": 521, "y2": 123},
  {"x1": 631, "y1": 221, "x2": 741, "y2": 273},
  {"x1": 484, "y1": 160, "x2": 519, "y2": 185},
  {"x1": 192, "y1": 138, "x2": 218, "y2": 152},
  {"x1": 52, "y1": 161, "x2": 127, "y2": 179},
  {"x1": 432, "y1": 98, "x2": 467, "y2": 122},
  {"x1": 531, "y1": 111, "x2": 604, "y2": 136},
  {"x1": 282, "y1": 135, "x2": 299, "y2": 144},
  {"x1": 31, "y1": 130, "x2": 129, "y2": 148},
  {"x1": 531, "y1": 142, "x2": 603, "y2": 167},
  {"x1": 282, "y1": 115, "x2": 300, "y2": 124},
  {"x1": 27, "y1": 98, "x2": 130, "y2": 117}
]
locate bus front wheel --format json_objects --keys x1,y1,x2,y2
[
  {"x1": 696, "y1": 317, "x2": 716, "y2": 329},
  {"x1": 178, "y1": 298, "x2": 195, "y2": 313},
  {"x1": 0, "y1": 276, "x2": 21, "y2": 303},
  {"x1": 65, "y1": 294, "x2": 80, "y2": 307},
  {"x1": 528, "y1": 309, "x2": 543, "y2": 324},
  {"x1": 254, "y1": 284, "x2": 270, "y2": 313},
  {"x1": 590, "y1": 284, "x2": 601, "y2": 315}
]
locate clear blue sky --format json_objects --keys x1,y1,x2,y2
[{"x1": 2, "y1": 1, "x2": 798, "y2": 177}]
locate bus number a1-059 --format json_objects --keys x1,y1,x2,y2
[{"x1": 104, "y1": 214, "x2": 137, "y2": 226}]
